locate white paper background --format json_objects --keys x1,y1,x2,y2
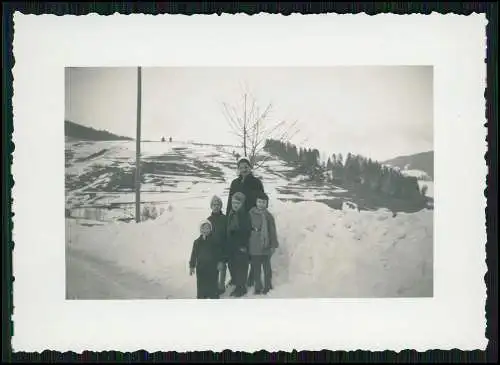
[{"x1": 11, "y1": 13, "x2": 488, "y2": 352}]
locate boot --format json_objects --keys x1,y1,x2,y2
[
  {"x1": 231, "y1": 286, "x2": 247, "y2": 298},
  {"x1": 238, "y1": 287, "x2": 248, "y2": 297},
  {"x1": 263, "y1": 283, "x2": 272, "y2": 294}
]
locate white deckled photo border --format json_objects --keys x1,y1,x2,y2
[{"x1": 11, "y1": 13, "x2": 488, "y2": 352}]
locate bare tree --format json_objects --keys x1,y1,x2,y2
[{"x1": 221, "y1": 87, "x2": 299, "y2": 169}]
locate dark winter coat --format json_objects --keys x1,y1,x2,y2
[
  {"x1": 226, "y1": 173, "x2": 265, "y2": 215},
  {"x1": 207, "y1": 211, "x2": 228, "y2": 261},
  {"x1": 189, "y1": 234, "x2": 223, "y2": 269},
  {"x1": 226, "y1": 208, "x2": 252, "y2": 256}
]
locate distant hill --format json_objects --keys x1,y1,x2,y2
[
  {"x1": 383, "y1": 151, "x2": 434, "y2": 180},
  {"x1": 65, "y1": 120, "x2": 133, "y2": 141}
]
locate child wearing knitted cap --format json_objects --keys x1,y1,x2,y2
[
  {"x1": 226, "y1": 191, "x2": 253, "y2": 297},
  {"x1": 206, "y1": 195, "x2": 229, "y2": 294},
  {"x1": 189, "y1": 219, "x2": 224, "y2": 299}
]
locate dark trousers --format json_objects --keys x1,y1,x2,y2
[
  {"x1": 196, "y1": 264, "x2": 219, "y2": 299},
  {"x1": 247, "y1": 265, "x2": 254, "y2": 285},
  {"x1": 218, "y1": 260, "x2": 234, "y2": 289},
  {"x1": 227, "y1": 260, "x2": 235, "y2": 284},
  {"x1": 228, "y1": 251, "x2": 249, "y2": 290},
  {"x1": 248, "y1": 256, "x2": 272, "y2": 286},
  {"x1": 250, "y1": 255, "x2": 272, "y2": 291},
  {"x1": 218, "y1": 262, "x2": 227, "y2": 289}
]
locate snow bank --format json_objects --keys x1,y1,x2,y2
[
  {"x1": 67, "y1": 205, "x2": 205, "y2": 299},
  {"x1": 403, "y1": 169, "x2": 431, "y2": 180},
  {"x1": 265, "y1": 201, "x2": 433, "y2": 298},
  {"x1": 418, "y1": 181, "x2": 434, "y2": 198},
  {"x1": 67, "y1": 198, "x2": 433, "y2": 299}
]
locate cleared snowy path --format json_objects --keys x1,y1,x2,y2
[{"x1": 66, "y1": 246, "x2": 170, "y2": 300}]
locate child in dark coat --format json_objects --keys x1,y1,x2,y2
[
  {"x1": 207, "y1": 195, "x2": 229, "y2": 295},
  {"x1": 248, "y1": 192, "x2": 279, "y2": 295},
  {"x1": 226, "y1": 191, "x2": 252, "y2": 297},
  {"x1": 189, "y1": 220, "x2": 224, "y2": 299}
]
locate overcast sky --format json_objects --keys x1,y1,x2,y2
[{"x1": 65, "y1": 66, "x2": 433, "y2": 162}]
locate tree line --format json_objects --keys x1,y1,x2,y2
[
  {"x1": 65, "y1": 120, "x2": 133, "y2": 141},
  {"x1": 264, "y1": 139, "x2": 427, "y2": 200}
]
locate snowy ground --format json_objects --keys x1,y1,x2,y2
[
  {"x1": 66, "y1": 245, "x2": 169, "y2": 300},
  {"x1": 418, "y1": 180, "x2": 434, "y2": 198},
  {"x1": 66, "y1": 140, "x2": 300, "y2": 222},
  {"x1": 65, "y1": 140, "x2": 434, "y2": 299}
]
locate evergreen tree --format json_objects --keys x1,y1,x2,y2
[
  {"x1": 261, "y1": 138, "x2": 423, "y2": 200},
  {"x1": 314, "y1": 149, "x2": 320, "y2": 166}
]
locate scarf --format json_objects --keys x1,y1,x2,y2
[
  {"x1": 251, "y1": 207, "x2": 270, "y2": 249},
  {"x1": 227, "y1": 209, "x2": 240, "y2": 234}
]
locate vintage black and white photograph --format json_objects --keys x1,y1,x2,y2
[
  {"x1": 65, "y1": 66, "x2": 434, "y2": 300},
  {"x1": 12, "y1": 12, "x2": 487, "y2": 352}
]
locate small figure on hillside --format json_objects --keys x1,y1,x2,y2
[
  {"x1": 248, "y1": 191, "x2": 279, "y2": 295},
  {"x1": 189, "y1": 220, "x2": 224, "y2": 299},
  {"x1": 226, "y1": 192, "x2": 252, "y2": 297},
  {"x1": 206, "y1": 195, "x2": 229, "y2": 295},
  {"x1": 161, "y1": 136, "x2": 166, "y2": 142},
  {"x1": 169, "y1": 137, "x2": 173, "y2": 143}
]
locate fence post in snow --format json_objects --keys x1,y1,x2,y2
[{"x1": 135, "y1": 66, "x2": 142, "y2": 223}]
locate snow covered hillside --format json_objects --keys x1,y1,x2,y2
[
  {"x1": 65, "y1": 140, "x2": 357, "y2": 222},
  {"x1": 65, "y1": 140, "x2": 433, "y2": 299},
  {"x1": 402, "y1": 168, "x2": 432, "y2": 181}
]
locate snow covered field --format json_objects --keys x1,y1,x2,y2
[
  {"x1": 65, "y1": 140, "x2": 434, "y2": 299},
  {"x1": 66, "y1": 140, "x2": 299, "y2": 222}
]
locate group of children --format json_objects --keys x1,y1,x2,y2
[{"x1": 189, "y1": 191, "x2": 279, "y2": 299}]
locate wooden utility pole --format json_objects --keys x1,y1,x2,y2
[
  {"x1": 135, "y1": 66, "x2": 142, "y2": 223},
  {"x1": 243, "y1": 93, "x2": 247, "y2": 157}
]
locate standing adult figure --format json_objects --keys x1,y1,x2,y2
[
  {"x1": 226, "y1": 156, "x2": 265, "y2": 287},
  {"x1": 226, "y1": 157, "x2": 265, "y2": 216}
]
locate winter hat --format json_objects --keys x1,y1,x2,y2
[
  {"x1": 210, "y1": 195, "x2": 223, "y2": 207},
  {"x1": 199, "y1": 219, "x2": 212, "y2": 232},
  {"x1": 237, "y1": 156, "x2": 252, "y2": 168},
  {"x1": 232, "y1": 192, "x2": 246, "y2": 203}
]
